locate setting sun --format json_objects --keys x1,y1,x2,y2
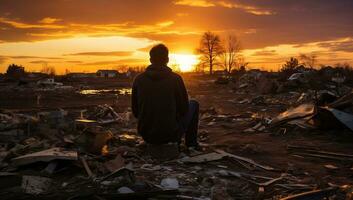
[{"x1": 171, "y1": 54, "x2": 198, "y2": 72}]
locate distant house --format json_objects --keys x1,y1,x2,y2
[{"x1": 96, "y1": 70, "x2": 119, "y2": 78}]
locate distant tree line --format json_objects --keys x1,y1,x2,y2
[
  {"x1": 280, "y1": 55, "x2": 353, "y2": 82},
  {"x1": 4, "y1": 63, "x2": 57, "y2": 80},
  {"x1": 6, "y1": 64, "x2": 25, "y2": 79}
]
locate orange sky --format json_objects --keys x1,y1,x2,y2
[{"x1": 1, "y1": 0, "x2": 353, "y2": 73}]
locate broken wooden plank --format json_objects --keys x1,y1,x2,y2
[
  {"x1": 280, "y1": 187, "x2": 338, "y2": 200},
  {"x1": 11, "y1": 147, "x2": 78, "y2": 166},
  {"x1": 80, "y1": 157, "x2": 94, "y2": 178},
  {"x1": 260, "y1": 175, "x2": 284, "y2": 187},
  {"x1": 292, "y1": 152, "x2": 353, "y2": 162},
  {"x1": 288, "y1": 146, "x2": 353, "y2": 158},
  {"x1": 275, "y1": 183, "x2": 314, "y2": 191},
  {"x1": 218, "y1": 169, "x2": 283, "y2": 186},
  {"x1": 215, "y1": 149, "x2": 275, "y2": 171}
]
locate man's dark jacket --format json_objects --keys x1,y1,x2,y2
[{"x1": 131, "y1": 64, "x2": 189, "y2": 144}]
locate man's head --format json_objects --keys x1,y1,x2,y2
[{"x1": 149, "y1": 44, "x2": 169, "y2": 65}]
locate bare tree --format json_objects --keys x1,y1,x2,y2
[
  {"x1": 196, "y1": 31, "x2": 224, "y2": 74},
  {"x1": 221, "y1": 34, "x2": 241, "y2": 73},
  {"x1": 236, "y1": 56, "x2": 249, "y2": 71},
  {"x1": 281, "y1": 57, "x2": 299, "y2": 72},
  {"x1": 299, "y1": 53, "x2": 317, "y2": 69},
  {"x1": 40, "y1": 63, "x2": 56, "y2": 76},
  {"x1": 64, "y1": 68, "x2": 70, "y2": 75}
]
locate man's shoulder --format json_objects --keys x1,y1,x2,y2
[
  {"x1": 170, "y1": 71, "x2": 182, "y2": 80},
  {"x1": 133, "y1": 72, "x2": 147, "y2": 81}
]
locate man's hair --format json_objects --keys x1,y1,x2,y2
[{"x1": 149, "y1": 44, "x2": 169, "y2": 65}]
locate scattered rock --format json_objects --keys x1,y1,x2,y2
[{"x1": 161, "y1": 178, "x2": 179, "y2": 189}]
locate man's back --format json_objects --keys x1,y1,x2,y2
[{"x1": 131, "y1": 64, "x2": 188, "y2": 144}]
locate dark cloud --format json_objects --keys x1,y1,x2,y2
[
  {"x1": 118, "y1": 58, "x2": 147, "y2": 64},
  {"x1": 81, "y1": 58, "x2": 147, "y2": 66},
  {"x1": 8, "y1": 56, "x2": 62, "y2": 59},
  {"x1": 29, "y1": 60, "x2": 58, "y2": 64},
  {"x1": 317, "y1": 39, "x2": 353, "y2": 53},
  {"x1": 131, "y1": 32, "x2": 201, "y2": 52},
  {"x1": 0, "y1": 0, "x2": 352, "y2": 50},
  {"x1": 66, "y1": 60, "x2": 83, "y2": 64},
  {"x1": 65, "y1": 51, "x2": 133, "y2": 56},
  {"x1": 79, "y1": 61, "x2": 119, "y2": 66}
]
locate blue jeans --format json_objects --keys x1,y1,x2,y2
[{"x1": 178, "y1": 100, "x2": 199, "y2": 147}]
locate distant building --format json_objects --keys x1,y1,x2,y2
[{"x1": 96, "y1": 70, "x2": 119, "y2": 78}]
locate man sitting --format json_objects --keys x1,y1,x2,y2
[{"x1": 131, "y1": 44, "x2": 199, "y2": 151}]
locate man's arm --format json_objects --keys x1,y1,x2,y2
[
  {"x1": 175, "y1": 75, "x2": 189, "y2": 117},
  {"x1": 131, "y1": 78, "x2": 139, "y2": 118}
]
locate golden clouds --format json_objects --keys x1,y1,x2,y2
[
  {"x1": 64, "y1": 51, "x2": 134, "y2": 57},
  {"x1": 174, "y1": 0, "x2": 275, "y2": 15},
  {"x1": 217, "y1": 1, "x2": 275, "y2": 15},
  {"x1": 157, "y1": 21, "x2": 175, "y2": 27},
  {"x1": 174, "y1": 0, "x2": 215, "y2": 7},
  {"x1": 0, "y1": 18, "x2": 64, "y2": 29},
  {"x1": 2, "y1": 19, "x2": 186, "y2": 42},
  {"x1": 38, "y1": 17, "x2": 62, "y2": 24}
]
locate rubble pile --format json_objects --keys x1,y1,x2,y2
[
  {"x1": 0, "y1": 70, "x2": 352, "y2": 199},
  {"x1": 1, "y1": 102, "x2": 351, "y2": 200}
]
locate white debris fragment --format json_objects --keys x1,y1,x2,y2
[
  {"x1": 161, "y1": 177, "x2": 179, "y2": 189},
  {"x1": 117, "y1": 186, "x2": 134, "y2": 194}
]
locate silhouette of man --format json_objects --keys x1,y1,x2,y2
[{"x1": 131, "y1": 44, "x2": 199, "y2": 148}]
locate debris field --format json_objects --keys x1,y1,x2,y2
[{"x1": 1, "y1": 71, "x2": 353, "y2": 200}]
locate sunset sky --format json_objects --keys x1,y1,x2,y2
[{"x1": 1, "y1": 0, "x2": 353, "y2": 73}]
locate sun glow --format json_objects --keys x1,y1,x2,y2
[{"x1": 171, "y1": 54, "x2": 198, "y2": 72}]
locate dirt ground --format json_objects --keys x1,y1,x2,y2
[{"x1": 1, "y1": 74, "x2": 352, "y2": 199}]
